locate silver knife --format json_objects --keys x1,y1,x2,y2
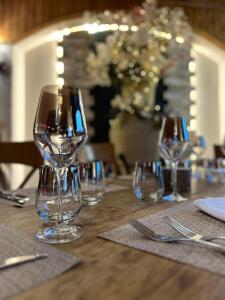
[
  {"x1": 0, "y1": 254, "x2": 48, "y2": 270},
  {"x1": 0, "y1": 190, "x2": 29, "y2": 207}
]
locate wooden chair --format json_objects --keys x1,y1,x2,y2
[
  {"x1": 214, "y1": 145, "x2": 225, "y2": 159},
  {"x1": 79, "y1": 142, "x2": 121, "y2": 175},
  {"x1": 0, "y1": 141, "x2": 43, "y2": 189}
]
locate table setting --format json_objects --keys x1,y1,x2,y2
[{"x1": 1, "y1": 85, "x2": 225, "y2": 300}]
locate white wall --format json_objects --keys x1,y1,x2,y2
[
  {"x1": 25, "y1": 41, "x2": 56, "y2": 139},
  {"x1": 193, "y1": 34, "x2": 225, "y2": 158}
]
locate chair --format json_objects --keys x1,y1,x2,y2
[
  {"x1": 0, "y1": 141, "x2": 43, "y2": 189},
  {"x1": 214, "y1": 145, "x2": 225, "y2": 159},
  {"x1": 79, "y1": 142, "x2": 121, "y2": 175}
]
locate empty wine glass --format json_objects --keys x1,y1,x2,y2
[
  {"x1": 33, "y1": 85, "x2": 87, "y2": 243},
  {"x1": 193, "y1": 136, "x2": 206, "y2": 159},
  {"x1": 159, "y1": 117, "x2": 189, "y2": 201}
]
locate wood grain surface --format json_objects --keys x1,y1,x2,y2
[
  {"x1": 0, "y1": 0, "x2": 224, "y2": 46},
  {"x1": 0, "y1": 179, "x2": 225, "y2": 300}
]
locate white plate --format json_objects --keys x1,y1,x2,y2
[{"x1": 194, "y1": 198, "x2": 225, "y2": 222}]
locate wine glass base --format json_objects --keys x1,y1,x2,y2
[
  {"x1": 163, "y1": 193, "x2": 187, "y2": 202},
  {"x1": 83, "y1": 195, "x2": 103, "y2": 206},
  {"x1": 36, "y1": 224, "x2": 83, "y2": 244}
]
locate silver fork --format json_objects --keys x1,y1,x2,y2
[
  {"x1": 163, "y1": 216, "x2": 225, "y2": 252},
  {"x1": 128, "y1": 217, "x2": 225, "y2": 253}
]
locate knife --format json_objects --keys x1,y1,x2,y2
[
  {"x1": 0, "y1": 254, "x2": 48, "y2": 270},
  {"x1": 0, "y1": 190, "x2": 29, "y2": 207}
]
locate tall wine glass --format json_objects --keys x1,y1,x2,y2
[
  {"x1": 33, "y1": 85, "x2": 88, "y2": 243},
  {"x1": 159, "y1": 117, "x2": 189, "y2": 202}
]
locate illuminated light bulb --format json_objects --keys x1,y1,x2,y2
[
  {"x1": 110, "y1": 24, "x2": 119, "y2": 31},
  {"x1": 56, "y1": 62, "x2": 64, "y2": 74},
  {"x1": 56, "y1": 46, "x2": 64, "y2": 58},
  {"x1": 155, "y1": 105, "x2": 161, "y2": 111},
  {"x1": 131, "y1": 25, "x2": 138, "y2": 32},
  {"x1": 53, "y1": 31, "x2": 63, "y2": 42},
  {"x1": 119, "y1": 25, "x2": 129, "y2": 32},
  {"x1": 190, "y1": 119, "x2": 197, "y2": 131},
  {"x1": 56, "y1": 77, "x2": 64, "y2": 86},
  {"x1": 176, "y1": 36, "x2": 184, "y2": 44},
  {"x1": 140, "y1": 71, "x2": 147, "y2": 77},
  {"x1": 84, "y1": 23, "x2": 100, "y2": 34},
  {"x1": 144, "y1": 87, "x2": 150, "y2": 93},
  {"x1": 117, "y1": 73, "x2": 123, "y2": 79},
  {"x1": 190, "y1": 90, "x2": 197, "y2": 101},
  {"x1": 62, "y1": 28, "x2": 71, "y2": 36},
  {"x1": 189, "y1": 61, "x2": 196, "y2": 73}
]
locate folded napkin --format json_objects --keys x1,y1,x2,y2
[
  {"x1": 194, "y1": 197, "x2": 225, "y2": 222},
  {"x1": 0, "y1": 224, "x2": 79, "y2": 299}
]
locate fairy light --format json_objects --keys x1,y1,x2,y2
[
  {"x1": 56, "y1": 61, "x2": 64, "y2": 74},
  {"x1": 190, "y1": 119, "x2": 197, "y2": 131},
  {"x1": 56, "y1": 77, "x2": 64, "y2": 86},
  {"x1": 176, "y1": 36, "x2": 184, "y2": 44},
  {"x1": 56, "y1": 46, "x2": 64, "y2": 58},
  {"x1": 190, "y1": 90, "x2": 197, "y2": 101},
  {"x1": 189, "y1": 61, "x2": 196, "y2": 73}
]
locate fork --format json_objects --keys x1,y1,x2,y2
[
  {"x1": 128, "y1": 217, "x2": 225, "y2": 253},
  {"x1": 163, "y1": 216, "x2": 225, "y2": 251}
]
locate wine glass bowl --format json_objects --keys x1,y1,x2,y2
[
  {"x1": 34, "y1": 85, "x2": 87, "y2": 169},
  {"x1": 33, "y1": 85, "x2": 87, "y2": 243},
  {"x1": 159, "y1": 117, "x2": 189, "y2": 202}
]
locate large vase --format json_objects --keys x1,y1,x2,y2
[{"x1": 109, "y1": 112, "x2": 160, "y2": 166}]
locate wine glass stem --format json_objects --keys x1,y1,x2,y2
[
  {"x1": 55, "y1": 168, "x2": 64, "y2": 224},
  {"x1": 171, "y1": 161, "x2": 178, "y2": 196}
]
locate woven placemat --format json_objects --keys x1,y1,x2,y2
[
  {"x1": 100, "y1": 201, "x2": 225, "y2": 276},
  {"x1": 0, "y1": 224, "x2": 79, "y2": 299}
]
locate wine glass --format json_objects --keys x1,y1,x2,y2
[
  {"x1": 193, "y1": 136, "x2": 206, "y2": 159},
  {"x1": 159, "y1": 117, "x2": 189, "y2": 202},
  {"x1": 33, "y1": 85, "x2": 88, "y2": 243}
]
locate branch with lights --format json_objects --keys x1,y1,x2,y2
[{"x1": 54, "y1": 0, "x2": 196, "y2": 127}]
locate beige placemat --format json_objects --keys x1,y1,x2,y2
[
  {"x1": 100, "y1": 201, "x2": 225, "y2": 276},
  {"x1": 0, "y1": 224, "x2": 79, "y2": 299}
]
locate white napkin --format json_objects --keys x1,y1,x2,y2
[{"x1": 194, "y1": 198, "x2": 225, "y2": 222}]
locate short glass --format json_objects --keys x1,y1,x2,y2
[
  {"x1": 133, "y1": 161, "x2": 164, "y2": 202},
  {"x1": 79, "y1": 161, "x2": 105, "y2": 205},
  {"x1": 35, "y1": 165, "x2": 82, "y2": 244}
]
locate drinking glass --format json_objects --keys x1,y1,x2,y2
[
  {"x1": 193, "y1": 136, "x2": 206, "y2": 159},
  {"x1": 79, "y1": 161, "x2": 105, "y2": 205},
  {"x1": 35, "y1": 165, "x2": 82, "y2": 243},
  {"x1": 33, "y1": 85, "x2": 87, "y2": 243},
  {"x1": 159, "y1": 117, "x2": 189, "y2": 201},
  {"x1": 133, "y1": 161, "x2": 164, "y2": 202}
]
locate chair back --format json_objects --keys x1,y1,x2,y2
[
  {"x1": 0, "y1": 141, "x2": 43, "y2": 188},
  {"x1": 214, "y1": 145, "x2": 225, "y2": 159},
  {"x1": 79, "y1": 143, "x2": 120, "y2": 175}
]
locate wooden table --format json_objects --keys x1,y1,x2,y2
[{"x1": 2, "y1": 179, "x2": 225, "y2": 300}]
